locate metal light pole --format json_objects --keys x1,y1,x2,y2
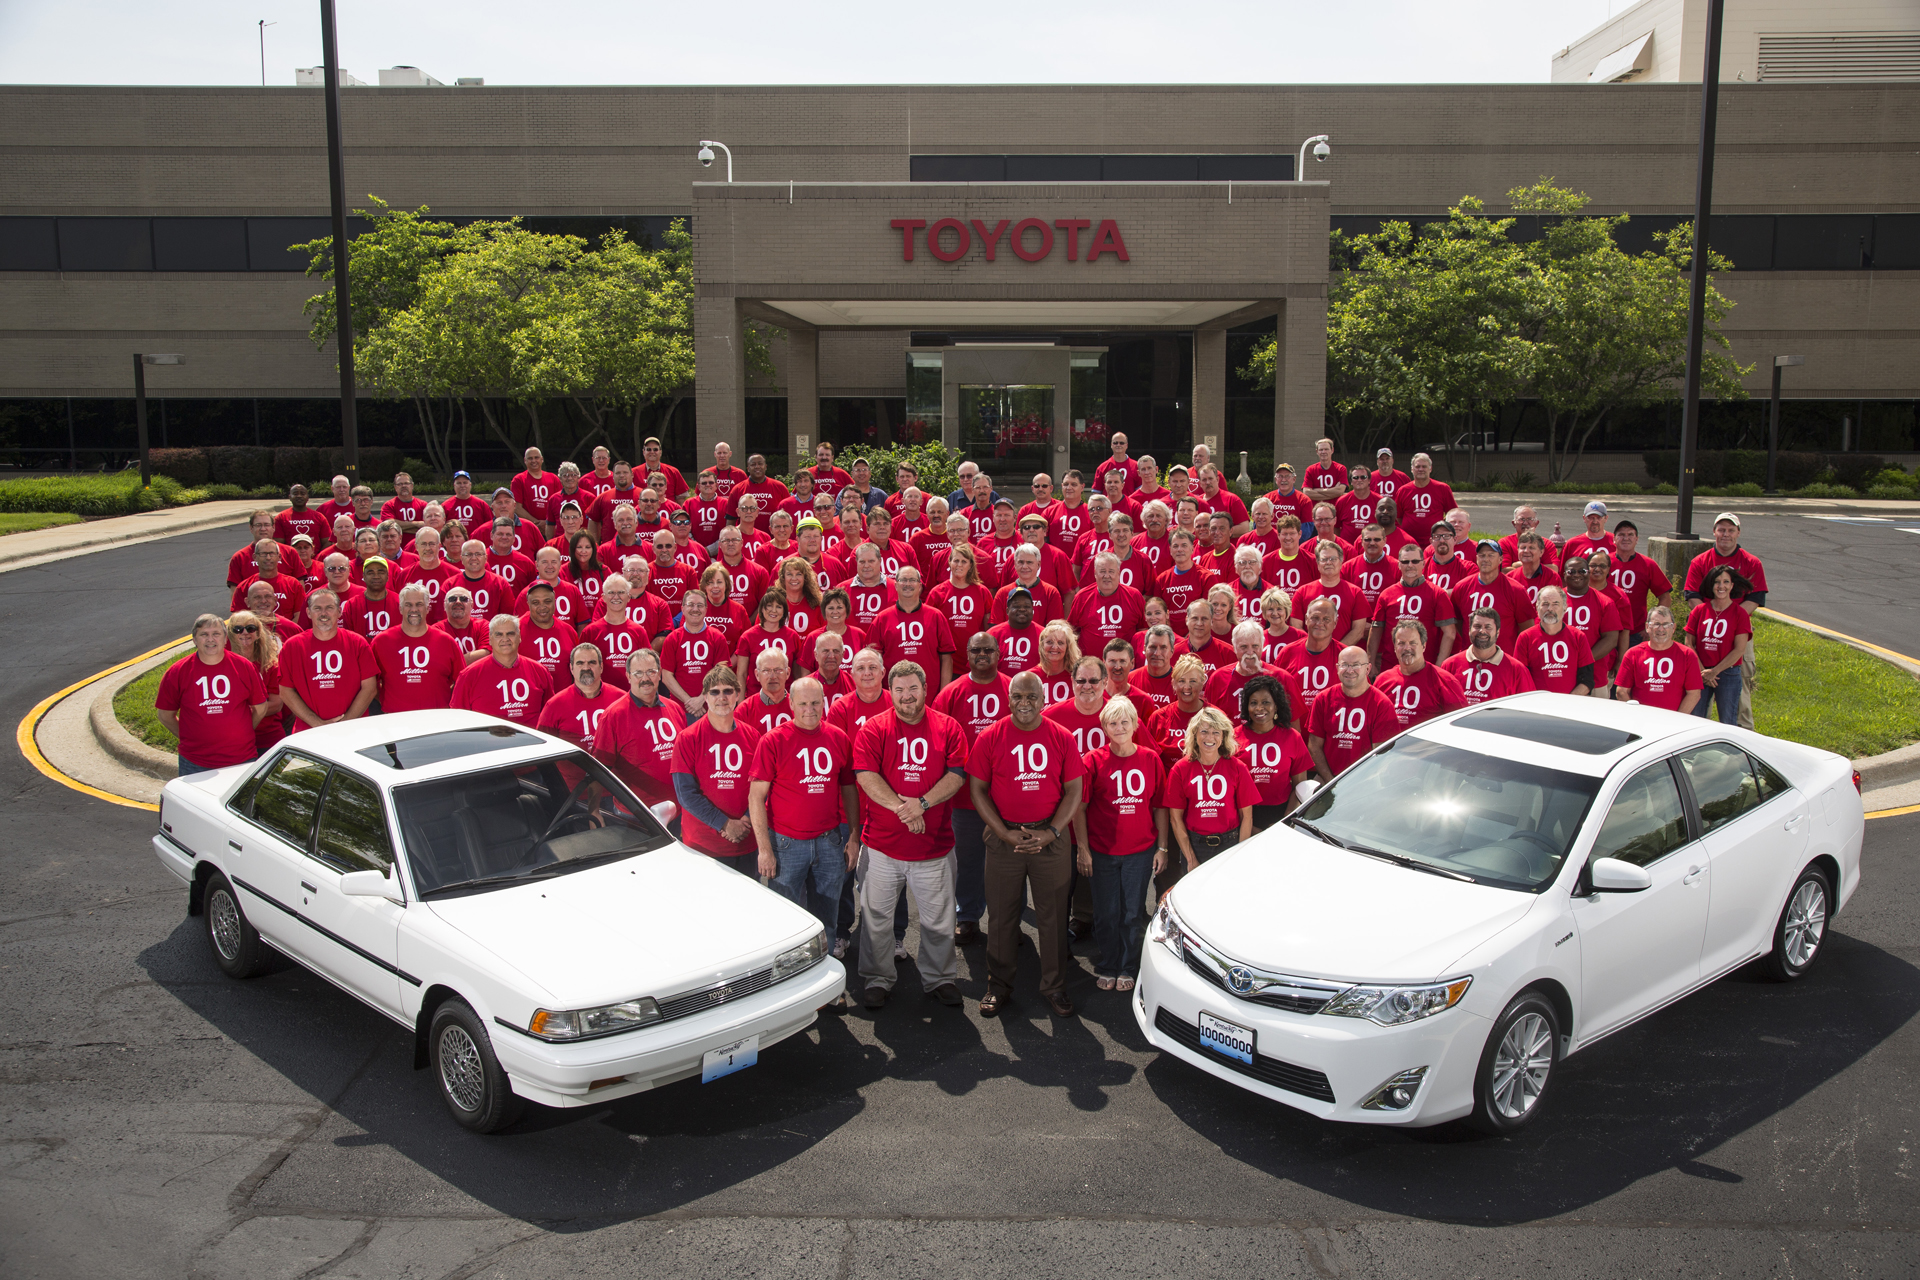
[
  {"x1": 319, "y1": 0, "x2": 359, "y2": 486},
  {"x1": 133, "y1": 353, "x2": 184, "y2": 488},
  {"x1": 696, "y1": 140, "x2": 734, "y2": 182},
  {"x1": 1765, "y1": 354, "x2": 1805, "y2": 494},
  {"x1": 259, "y1": 20, "x2": 276, "y2": 87},
  {"x1": 1673, "y1": 0, "x2": 1727, "y2": 539}
]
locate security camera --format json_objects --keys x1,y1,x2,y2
[
  {"x1": 1313, "y1": 140, "x2": 1331, "y2": 163},
  {"x1": 697, "y1": 145, "x2": 715, "y2": 168}
]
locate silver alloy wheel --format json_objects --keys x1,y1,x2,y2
[
  {"x1": 1490, "y1": 1011, "x2": 1553, "y2": 1120},
  {"x1": 209, "y1": 889, "x2": 242, "y2": 961},
  {"x1": 438, "y1": 1025, "x2": 486, "y2": 1113},
  {"x1": 1783, "y1": 879, "x2": 1827, "y2": 970}
]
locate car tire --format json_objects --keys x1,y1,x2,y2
[
  {"x1": 429, "y1": 999, "x2": 525, "y2": 1134},
  {"x1": 203, "y1": 871, "x2": 270, "y2": 979},
  {"x1": 1759, "y1": 864, "x2": 1831, "y2": 983},
  {"x1": 1466, "y1": 990, "x2": 1561, "y2": 1136}
]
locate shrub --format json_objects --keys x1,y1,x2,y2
[
  {"x1": 1867, "y1": 483, "x2": 1917, "y2": 500},
  {"x1": 206, "y1": 445, "x2": 275, "y2": 489},
  {"x1": 1724, "y1": 482, "x2": 1765, "y2": 498},
  {"x1": 247, "y1": 485, "x2": 282, "y2": 499},
  {"x1": 811, "y1": 442, "x2": 967, "y2": 510},
  {"x1": 202, "y1": 483, "x2": 248, "y2": 500},
  {"x1": 1609, "y1": 481, "x2": 1643, "y2": 494},
  {"x1": 1828, "y1": 455, "x2": 1886, "y2": 492},
  {"x1": 1643, "y1": 449, "x2": 1828, "y2": 491},
  {"x1": 1546, "y1": 480, "x2": 1589, "y2": 494},
  {"x1": 1868, "y1": 467, "x2": 1917, "y2": 492},
  {"x1": 1795, "y1": 482, "x2": 1859, "y2": 499},
  {"x1": 1652, "y1": 483, "x2": 1678, "y2": 496},
  {"x1": 273, "y1": 446, "x2": 322, "y2": 488},
  {"x1": 148, "y1": 447, "x2": 210, "y2": 486}
]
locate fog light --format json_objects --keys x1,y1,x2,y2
[{"x1": 1360, "y1": 1066, "x2": 1429, "y2": 1111}]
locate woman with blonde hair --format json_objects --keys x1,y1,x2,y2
[
  {"x1": 1163, "y1": 705, "x2": 1260, "y2": 869},
  {"x1": 226, "y1": 610, "x2": 286, "y2": 753},
  {"x1": 928, "y1": 542, "x2": 993, "y2": 653},
  {"x1": 1071, "y1": 694, "x2": 1168, "y2": 992},
  {"x1": 1146, "y1": 654, "x2": 1211, "y2": 768},
  {"x1": 1034, "y1": 619, "x2": 1081, "y2": 706},
  {"x1": 1258, "y1": 587, "x2": 1303, "y2": 665}
]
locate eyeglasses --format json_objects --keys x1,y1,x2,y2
[
  {"x1": 1073, "y1": 675, "x2": 1104, "y2": 685},
  {"x1": 230, "y1": 624, "x2": 260, "y2": 634}
]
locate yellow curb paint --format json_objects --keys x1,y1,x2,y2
[
  {"x1": 15, "y1": 635, "x2": 188, "y2": 813},
  {"x1": 1867, "y1": 802, "x2": 1920, "y2": 821},
  {"x1": 1758, "y1": 608, "x2": 1920, "y2": 669}
]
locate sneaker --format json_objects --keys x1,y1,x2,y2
[{"x1": 894, "y1": 941, "x2": 910, "y2": 961}]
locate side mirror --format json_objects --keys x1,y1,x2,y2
[
  {"x1": 1589, "y1": 857, "x2": 1653, "y2": 893},
  {"x1": 1294, "y1": 779, "x2": 1321, "y2": 805},
  {"x1": 650, "y1": 800, "x2": 678, "y2": 828},
  {"x1": 340, "y1": 868, "x2": 406, "y2": 904}
]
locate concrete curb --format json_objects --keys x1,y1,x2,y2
[
  {"x1": 0, "y1": 499, "x2": 281, "y2": 571},
  {"x1": 1755, "y1": 610, "x2": 1920, "y2": 790},
  {"x1": 88, "y1": 648, "x2": 184, "y2": 782}
]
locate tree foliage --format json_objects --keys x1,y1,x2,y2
[{"x1": 1243, "y1": 178, "x2": 1751, "y2": 481}]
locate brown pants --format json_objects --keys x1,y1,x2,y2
[{"x1": 985, "y1": 826, "x2": 1073, "y2": 998}]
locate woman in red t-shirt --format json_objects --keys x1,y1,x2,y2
[
  {"x1": 1146, "y1": 654, "x2": 1210, "y2": 769},
  {"x1": 563, "y1": 532, "x2": 606, "y2": 610},
  {"x1": 697, "y1": 563, "x2": 750, "y2": 645},
  {"x1": 1072, "y1": 695, "x2": 1168, "y2": 992},
  {"x1": 226, "y1": 610, "x2": 286, "y2": 754},
  {"x1": 1034, "y1": 621, "x2": 1081, "y2": 708},
  {"x1": 807, "y1": 588, "x2": 868, "y2": 661},
  {"x1": 734, "y1": 591, "x2": 805, "y2": 691},
  {"x1": 154, "y1": 614, "x2": 269, "y2": 774},
  {"x1": 774, "y1": 556, "x2": 825, "y2": 640},
  {"x1": 1683, "y1": 565, "x2": 1752, "y2": 725},
  {"x1": 1163, "y1": 707, "x2": 1261, "y2": 868},
  {"x1": 1259, "y1": 588, "x2": 1305, "y2": 666},
  {"x1": 1234, "y1": 673, "x2": 1314, "y2": 830}
]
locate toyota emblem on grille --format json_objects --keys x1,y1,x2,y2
[
  {"x1": 709, "y1": 985, "x2": 732, "y2": 1003},
  {"x1": 1226, "y1": 966, "x2": 1255, "y2": 994}
]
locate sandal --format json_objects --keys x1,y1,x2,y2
[
  {"x1": 978, "y1": 991, "x2": 1005, "y2": 1018},
  {"x1": 1116, "y1": 977, "x2": 1136, "y2": 992},
  {"x1": 1096, "y1": 976, "x2": 1117, "y2": 991}
]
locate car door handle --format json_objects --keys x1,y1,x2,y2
[
  {"x1": 228, "y1": 840, "x2": 243, "y2": 851},
  {"x1": 1683, "y1": 865, "x2": 1705, "y2": 886},
  {"x1": 1784, "y1": 815, "x2": 1806, "y2": 832},
  {"x1": 300, "y1": 881, "x2": 317, "y2": 894}
]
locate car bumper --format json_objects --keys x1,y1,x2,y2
[
  {"x1": 1133, "y1": 937, "x2": 1489, "y2": 1126},
  {"x1": 490, "y1": 957, "x2": 846, "y2": 1108},
  {"x1": 151, "y1": 832, "x2": 197, "y2": 887}
]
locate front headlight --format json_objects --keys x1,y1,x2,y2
[
  {"x1": 772, "y1": 929, "x2": 830, "y2": 981},
  {"x1": 528, "y1": 997, "x2": 662, "y2": 1041},
  {"x1": 1150, "y1": 900, "x2": 1188, "y2": 955},
  {"x1": 1322, "y1": 977, "x2": 1471, "y2": 1027}
]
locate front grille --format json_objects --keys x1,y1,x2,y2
[
  {"x1": 1181, "y1": 944, "x2": 1334, "y2": 1015},
  {"x1": 654, "y1": 964, "x2": 782, "y2": 1024},
  {"x1": 1154, "y1": 1006, "x2": 1337, "y2": 1103}
]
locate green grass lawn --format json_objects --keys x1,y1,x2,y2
[
  {"x1": 113, "y1": 653, "x2": 184, "y2": 752},
  {"x1": 0, "y1": 511, "x2": 83, "y2": 535},
  {"x1": 1752, "y1": 615, "x2": 1920, "y2": 759}
]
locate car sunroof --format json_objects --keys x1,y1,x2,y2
[
  {"x1": 357, "y1": 726, "x2": 545, "y2": 769},
  {"x1": 1452, "y1": 708, "x2": 1641, "y2": 755}
]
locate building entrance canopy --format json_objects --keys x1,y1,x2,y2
[{"x1": 691, "y1": 180, "x2": 1330, "y2": 469}]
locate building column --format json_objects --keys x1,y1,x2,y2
[
  {"x1": 785, "y1": 327, "x2": 819, "y2": 470},
  {"x1": 1274, "y1": 293, "x2": 1327, "y2": 468},
  {"x1": 694, "y1": 293, "x2": 745, "y2": 468},
  {"x1": 1192, "y1": 328, "x2": 1227, "y2": 467}
]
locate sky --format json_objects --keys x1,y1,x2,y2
[{"x1": 0, "y1": 0, "x2": 1629, "y2": 86}]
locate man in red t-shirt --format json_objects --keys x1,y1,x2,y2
[
  {"x1": 434, "y1": 588, "x2": 488, "y2": 657},
  {"x1": 637, "y1": 437, "x2": 688, "y2": 501},
  {"x1": 586, "y1": 459, "x2": 644, "y2": 533},
  {"x1": 450, "y1": 615, "x2": 554, "y2": 726},
  {"x1": 274, "y1": 485, "x2": 333, "y2": 546},
  {"x1": 749, "y1": 676, "x2": 859, "y2": 938},
  {"x1": 1397, "y1": 454, "x2": 1456, "y2": 547},
  {"x1": 536, "y1": 642, "x2": 619, "y2": 751},
  {"x1": 154, "y1": 614, "x2": 269, "y2": 771},
  {"x1": 447, "y1": 539, "x2": 514, "y2": 626},
  {"x1": 1612, "y1": 606, "x2": 1704, "y2": 715},
  {"x1": 516, "y1": 582, "x2": 580, "y2": 684},
  {"x1": 850, "y1": 661, "x2": 971, "y2": 1006},
  {"x1": 341, "y1": 558, "x2": 400, "y2": 639},
  {"x1": 869, "y1": 566, "x2": 956, "y2": 690},
  {"x1": 668, "y1": 668, "x2": 764, "y2": 875},
  {"x1": 1452, "y1": 539, "x2": 1532, "y2": 655},
  {"x1": 1562, "y1": 501, "x2": 1618, "y2": 566},
  {"x1": 1373, "y1": 620, "x2": 1468, "y2": 729},
  {"x1": 1305, "y1": 646, "x2": 1400, "y2": 779},
  {"x1": 279, "y1": 590, "x2": 379, "y2": 731},
  {"x1": 1422, "y1": 522, "x2": 1476, "y2": 597},
  {"x1": 580, "y1": 573, "x2": 655, "y2": 693},
  {"x1": 1683, "y1": 513, "x2": 1768, "y2": 730},
  {"x1": 592, "y1": 648, "x2": 687, "y2": 805},
  {"x1": 228, "y1": 511, "x2": 302, "y2": 589},
  {"x1": 1369, "y1": 544, "x2": 1458, "y2": 668},
  {"x1": 511, "y1": 446, "x2": 559, "y2": 532},
  {"x1": 230, "y1": 541, "x2": 308, "y2": 620},
  {"x1": 967, "y1": 671, "x2": 1086, "y2": 1019},
  {"x1": 371, "y1": 584, "x2": 464, "y2": 713},
  {"x1": 1512, "y1": 588, "x2": 1596, "y2": 695},
  {"x1": 1560, "y1": 555, "x2": 1627, "y2": 694},
  {"x1": 1441, "y1": 608, "x2": 1536, "y2": 706},
  {"x1": 1279, "y1": 597, "x2": 1346, "y2": 709},
  {"x1": 1067, "y1": 555, "x2": 1146, "y2": 654},
  {"x1": 1301, "y1": 438, "x2": 1347, "y2": 507},
  {"x1": 1608, "y1": 521, "x2": 1675, "y2": 643},
  {"x1": 701, "y1": 442, "x2": 749, "y2": 500}
]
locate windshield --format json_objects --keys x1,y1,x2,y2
[
  {"x1": 393, "y1": 752, "x2": 674, "y2": 897},
  {"x1": 1292, "y1": 734, "x2": 1600, "y2": 892}
]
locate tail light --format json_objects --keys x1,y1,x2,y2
[{"x1": 1852, "y1": 770, "x2": 1863, "y2": 794}]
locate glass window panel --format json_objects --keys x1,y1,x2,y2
[
  {"x1": 1773, "y1": 215, "x2": 1874, "y2": 270},
  {"x1": 314, "y1": 770, "x2": 395, "y2": 873},
  {"x1": 246, "y1": 217, "x2": 369, "y2": 271},
  {"x1": 1102, "y1": 154, "x2": 1198, "y2": 181},
  {"x1": 1707, "y1": 215, "x2": 1774, "y2": 271},
  {"x1": 910, "y1": 155, "x2": 1004, "y2": 182},
  {"x1": 250, "y1": 753, "x2": 330, "y2": 849},
  {"x1": 1871, "y1": 215, "x2": 1920, "y2": 269},
  {"x1": 1750, "y1": 752, "x2": 1792, "y2": 804},
  {"x1": 1005, "y1": 154, "x2": 1101, "y2": 181},
  {"x1": 1591, "y1": 760, "x2": 1689, "y2": 867},
  {"x1": 1197, "y1": 154, "x2": 1290, "y2": 181},
  {"x1": 153, "y1": 217, "x2": 249, "y2": 271},
  {"x1": 0, "y1": 217, "x2": 60, "y2": 269},
  {"x1": 57, "y1": 218, "x2": 153, "y2": 270},
  {"x1": 1678, "y1": 742, "x2": 1762, "y2": 832},
  {"x1": 959, "y1": 383, "x2": 1053, "y2": 480}
]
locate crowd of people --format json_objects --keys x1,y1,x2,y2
[{"x1": 164, "y1": 433, "x2": 1768, "y2": 1015}]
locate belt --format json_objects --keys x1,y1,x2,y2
[{"x1": 1197, "y1": 832, "x2": 1234, "y2": 846}]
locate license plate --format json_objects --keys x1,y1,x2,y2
[
  {"x1": 1197, "y1": 1011, "x2": 1255, "y2": 1065},
  {"x1": 701, "y1": 1034, "x2": 759, "y2": 1083}
]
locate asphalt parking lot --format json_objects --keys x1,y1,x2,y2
[{"x1": 2, "y1": 517, "x2": 1916, "y2": 1279}]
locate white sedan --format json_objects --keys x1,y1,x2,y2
[
  {"x1": 150, "y1": 710, "x2": 844, "y2": 1133},
  {"x1": 1135, "y1": 692, "x2": 1864, "y2": 1133}
]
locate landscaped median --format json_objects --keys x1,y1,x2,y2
[{"x1": 0, "y1": 471, "x2": 280, "y2": 518}]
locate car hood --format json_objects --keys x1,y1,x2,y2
[
  {"x1": 1171, "y1": 829, "x2": 1538, "y2": 985},
  {"x1": 427, "y1": 848, "x2": 819, "y2": 1008}
]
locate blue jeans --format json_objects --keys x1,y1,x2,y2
[
  {"x1": 176, "y1": 756, "x2": 216, "y2": 776},
  {"x1": 1090, "y1": 845, "x2": 1156, "y2": 978},
  {"x1": 951, "y1": 808, "x2": 988, "y2": 925},
  {"x1": 1695, "y1": 667, "x2": 1742, "y2": 723},
  {"x1": 772, "y1": 826, "x2": 849, "y2": 936}
]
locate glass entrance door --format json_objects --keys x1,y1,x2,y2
[{"x1": 959, "y1": 384, "x2": 1055, "y2": 481}]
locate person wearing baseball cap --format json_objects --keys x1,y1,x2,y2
[
  {"x1": 1564, "y1": 500, "x2": 1617, "y2": 564},
  {"x1": 1682, "y1": 512, "x2": 1767, "y2": 730},
  {"x1": 1371, "y1": 446, "x2": 1411, "y2": 504}
]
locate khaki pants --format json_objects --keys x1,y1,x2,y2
[
  {"x1": 856, "y1": 845, "x2": 958, "y2": 993},
  {"x1": 984, "y1": 827, "x2": 1073, "y2": 998},
  {"x1": 1738, "y1": 640, "x2": 1757, "y2": 730}
]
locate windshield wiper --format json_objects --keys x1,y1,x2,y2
[
  {"x1": 419, "y1": 868, "x2": 562, "y2": 897},
  {"x1": 1287, "y1": 817, "x2": 1347, "y2": 848},
  {"x1": 1346, "y1": 844, "x2": 1478, "y2": 883}
]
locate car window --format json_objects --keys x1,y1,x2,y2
[
  {"x1": 1678, "y1": 742, "x2": 1760, "y2": 834},
  {"x1": 1750, "y1": 752, "x2": 1791, "y2": 803},
  {"x1": 313, "y1": 770, "x2": 394, "y2": 874},
  {"x1": 1590, "y1": 760, "x2": 1689, "y2": 867},
  {"x1": 249, "y1": 753, "x2": 329, "y2": 850}
]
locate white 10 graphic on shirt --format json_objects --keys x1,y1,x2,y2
[
  {"x1": 897, "y1": 737, "x2": 929, "y2": 767},
  {"x1": 1108, "y1": 766, "x2": 1147, "y2": 799},
  {"x1": 1332, "y1": 705, "x2": 1369, "y2": 736},
  {"x1": 642, "y1": 718, "x2": 677, "y2": 748},
  {"x1": 310, "y1": 649, "x2": 344, "y2": 676},
  {"x1": 1189, "y1": 772, "x2": 1229, "y2": 802},
  {"x1": 1010, "y1": 743, "x2": 1049, "y2": 775},
  {"x1": 1244, "y1": 741, "x2": 1284, "y2": 770},
  {"x1": 795, "y1": 746, "x2": 836, "y2": 779},
  {"x1": 399, "y1": 645, "x2": 431, "y2": 673},
  {"x1": 1463, "y1": 666, "x2": 1494, "y2": 694},
  {"x1": 496, "y1": 677, "x2": 532, "y2": 704},
  {"x1": 194, "y1": 673, "x2": 232, "y2": 702},
  {"x1": 709, "y1": 742, "x2": 745, "y2": 773},
  {"x1": 1542, "y1": 639, "x2": 1570, "y2": 666}
]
